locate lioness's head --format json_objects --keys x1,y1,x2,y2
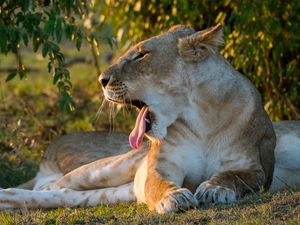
[{"x1": 99, "y1": 24, "x2": 224, "y2": 148}]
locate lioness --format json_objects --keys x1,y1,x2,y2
[{"x1": 0, "y1": 24, "x2": 299, "y2": 213}]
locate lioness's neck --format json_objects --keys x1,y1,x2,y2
[
  {"x1": 187, "y1": 55, "x2": 237, "y2": 91},
  {"x1": 178, "y1": 55, "x2": 256, "y2": 139}
]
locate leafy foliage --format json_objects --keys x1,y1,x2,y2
[
  {"x1": 2, "y1": 1, "x2": 298, "y2": 119},
  {"x1": 0, "y1": 0, "x2": 92, "y2": 111},
  {"x1": 100, "y1": 0, "x2": 300, "y2": 120}
]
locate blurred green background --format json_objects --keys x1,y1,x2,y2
[{"x1": 0, "y1": 0, "x2": 299, "y2": 188}]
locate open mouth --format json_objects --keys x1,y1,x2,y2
[
  {"x1": 106, "y1": 96, "x2": 154, "y2": 149},
  {"x1": 128, "y1": 100, "x2": 153, "y2": 133},
  {"x1": 107, "y1": 97, "x2": 153, "y2": 132}
]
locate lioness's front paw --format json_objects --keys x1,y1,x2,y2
[
  {"x1": 156, "y1": 188, "x2": 198, "y2": 214},
  {"x1": 194, "y1": 181, "x2": 237, "y2": 204}
]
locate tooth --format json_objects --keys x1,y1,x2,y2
[{"x1": 145, "y1": 118, "x2": 150, "y2": 123}]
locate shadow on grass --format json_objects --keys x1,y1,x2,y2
[{"x1": 0, "y1": 142, "x2": 38, "y2": 188}]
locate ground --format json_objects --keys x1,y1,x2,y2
[
  {"x1": 0, "y1": 44, "x2": 299, "y2": 224},
  {"x1": 1, "y1": 192, "x2": 300, "y2": 224}
]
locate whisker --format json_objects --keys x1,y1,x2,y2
[
  {"x1": 112, "y1": 103, "x2": 118, "y2": 132},
  {"x1": 110, "y1": 92, "x2": 121, "y2": 133},
  {"x1": 100, "y1": 82, "x2": 146, "y2": 133},
  {"x1": 123, "y1": 95, "x2": 131, "y2": 114},
  {"x1": 109, "y1": 102, "x2": 113, "y2": 133},
  {"x1": 95, "y1": 97, "x2": 108, "y2": 122}
]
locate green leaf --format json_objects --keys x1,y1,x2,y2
[
  {"x1": 65, "y1": 0, "x2": 75, "y2": 12},
  {"x1": 59, "y1": 90, "x2": 75, "y2": 112},
  {"x1": 76, "y1": 30, "x2": 83, "y2": 51},
  {"x1": 22, "y1": 33, "x2": 29, "y2": 46},
  {"x1": 20, "y1": 0, "x2": 30, "y2": 11},
  {"x1": 0, "y1": 26, "x2": 8, "y2": 53},
  {"x1": 57, "y1": 81, "x2": 65, "y2": 91},
  {"x1": 55, "y1": 52, "x2": 65, "y2": 64},
  {"x1": 7, "y1": 0, "x2": 15, "y2": 8},
  {"x1": 5, "y1": 70, "x2": 17, "y2": 82},
  {"x1": 290, "y1": 86, "x2": 298, "y2": 102},
  {"x1": 16, "y1": 12, "x2": 25, "y2": 25},
  {"x1": 48, "y1": 62, "x2": 52, "y2": 73},
  {"x1": 56, "y1": 18, "x2": 63, "y2": 43},
  {"x1": 65, "y1": 101, "x2": 75, "y2": 112},
  {"x1": 42, "y1": 42, "x2": 50, "y2": 57},
  {"x1": 76, "y1": 36, "x2": 82, "y2": 50},
  {"x1": 50, "y1": 43, "x2": 60, "y2": 55},
  {"x1": 44, "y1": 16, "x2": 56, "y2": 39},
  {"x1": 53, "y1": 71, "x2": 62, "y2": 85},
  {"x1": 8, "y1": 26, "x2": 18, "y2": 44},
  {"x1": 65, "y1": 24, "x2": 75, "y2": 40},
  {"x1": 106, "y1": 37, "x2": 117, "y2": 49},
  {"x1": 62, "y1": 69, "x2": 70, "y2": 79},
  {"x1": 106, "y1": 37, "x2": 113, "y2": 49},
  {"x1": 33, "y1": 32, "x2": 41, "y2": 52},
  {"x1": 18, "y1": 70, "x2": 27, "y2": 80}
]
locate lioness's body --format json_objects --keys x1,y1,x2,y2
[
  {"x1": 36, "y1": 121, "x2": 300, "y2": 192},
  {"x1": 18, "y1": 121, "x2": 300, "y2": 198},
  {"x1": 15, "y1": 121, "x2": 300, "y2": 211},
  {"x1": 1, "y1": 24, "x2": 299, "y2": 213}
]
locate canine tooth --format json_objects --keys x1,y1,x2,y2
[{"x1": 145, "y1": 118, "x2": 150, "y2": 123}]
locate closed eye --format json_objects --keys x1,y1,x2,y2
[{"x1": 133, "y1": 51, "x2": 149, "y2": 61}]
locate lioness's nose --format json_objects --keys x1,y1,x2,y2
[{"x1": 99, "y1": 73, "x2": 110, "y2": 88}]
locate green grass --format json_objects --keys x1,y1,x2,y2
[
  {"x1": 0, "y1": 192, "x2": 299, "y2": 224},
  {"x1": 0, "y1": 44, "x2": 300, "y2": 224}
]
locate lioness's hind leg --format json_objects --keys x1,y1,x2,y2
[
  {"x1": 47, "y1": 145, "x2": 148, "y2": 190},
  {"x1": 0, "y1": 182, "x2": 135, "y2": 210}
]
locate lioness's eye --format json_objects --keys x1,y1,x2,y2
[{"x1": 133, "y1": 51, "x2": 149, "y2": 61}]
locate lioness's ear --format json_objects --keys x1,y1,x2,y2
[{"x1": 178, "y1": 23, "x2": 224, "y2": 61}]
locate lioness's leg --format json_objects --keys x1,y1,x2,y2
[
  {"x1": 46, "y1": 146, "x2": 148, "y2": 190},
  {"x1": 0, "y1": 182, "x2": 134, "y2": 210},
  {"x1": 144, "y1": 143, "x2": 198, "y2": 214},
  {"x1": 194, "y1": 169, "x2": 265, "y2": 204}
]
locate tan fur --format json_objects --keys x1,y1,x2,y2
[
  {"x1": 44, "y1": 131, "x2": 131, "y2": 174},
  {"x1": 0, "y1": 24, "x2": 299, "y2": 213}
]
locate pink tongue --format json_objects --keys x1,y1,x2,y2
[{"x1": 129, "y1": 106, "x2": 148, "y2": 149}]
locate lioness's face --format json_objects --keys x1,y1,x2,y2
[
  {"x1": 100, "y1": 31, "x2": 189, "y2": 141},
  {"x1": 99, "y1": 25, "x2": 223, "y2": 144}
]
